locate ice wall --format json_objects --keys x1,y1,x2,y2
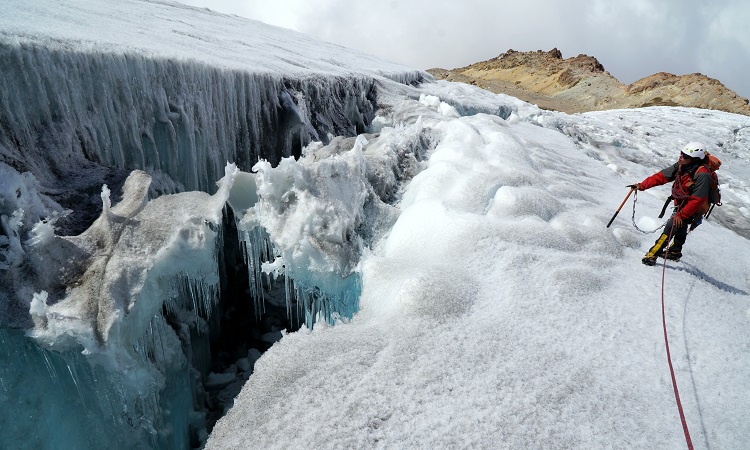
[
  {"x1": 0, "y1": 1, "x2": 437, "y2": 447},
  {"x1": 1, "y1": 0, "x2": 428, "y2": 240},
  {"x1": 0, "y1": 40, "x2": 423, "y2": 193},
  {"x1": 0, "y1": 41, "x2": 427, "y2": 327}
]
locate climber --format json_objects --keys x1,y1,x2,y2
[{"x1": 629, "y1": 142, "x2": 716, "y2": 266}]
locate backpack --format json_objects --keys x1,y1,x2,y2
[{"x1": 702, "y1": 152, "x2": 722, "y2": 210}]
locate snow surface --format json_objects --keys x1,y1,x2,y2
[
  {"x1": 0, "y1": 0, "x2": 416, "y2": 78},
  {"x1": 208, "y1": 91, "x2": 750, "y2": 449}
]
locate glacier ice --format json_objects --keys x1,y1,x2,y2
[
  {"x1": 0, "y1": 1, "x2": 542, "y2": 448},
  {"x1": 0, "y1": 40, "x2": 403, "y2": 192},
  {"x1": 235, "y1": 138, "x2": 373, "y2": 328},
  {"x1": 0, "y1": 326, "x2": 194, "y2": 449},
  {"x1": 0, "y1": 33, "x2": 424, "y2": 450},
  {"x1": 1, "y1": 84, "x2": 464, "y2": 446},
  {"x1": 1, "y1": 163, "x2": 238, "y2": 448},
  {"x1": 0, "y1": 122, "x2": 441, "y2": 448},
  {"x1": 0, "y1": 32, "x2": 427, "y2": 243}
]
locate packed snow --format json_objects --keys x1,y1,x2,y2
[
  {"x1": 0, "y1": 0, "x2": 415, "y2": 77},
  {"x1": 207, "y1": 92, "x2": 750, "y2": 449},
  {"x1": 1, "y1": 1, "x2": 749, "y2": 449}
]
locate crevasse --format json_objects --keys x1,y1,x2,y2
[{"x1": 0, "y1": 39, "x2": 430, "y2": 450}]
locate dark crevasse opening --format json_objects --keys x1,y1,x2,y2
[
  {"x1": 0, "y1": 205, "x2": 352, "y2": 450},
  {"x1": 200, "y1": 204, "x2": 365, "y2": 436},
  {"x1": 201, "y1": 207, "x2": 305, "y2": 433}
]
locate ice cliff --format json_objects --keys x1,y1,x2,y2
[{"x1": 0, "y1": 0, "x2": 432, "y2": 447}]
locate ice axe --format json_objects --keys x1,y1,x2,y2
[{"x1": 606, "y1": 187, "x2": 636, "y2": 228}]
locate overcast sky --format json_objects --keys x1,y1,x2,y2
[{"x1": 173, "y1": 0, "x2": 750, "y2": 99}]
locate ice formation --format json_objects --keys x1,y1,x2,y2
[
  {"x1": 0, "y1": 0, "x2": 430, "y2": 447},
  {"x1": 2, "y1": 162, "x2": 236, "y2": 448}
]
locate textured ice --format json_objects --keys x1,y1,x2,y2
[
  {"x1": 235, "y1": 138, "x2": 370, "y2": 327},
  {"x1": 0, "y1": 1, "x2": 432, "y2": 447},
  {"x1": 0, "y1": 0, "x2": 428, "y2": 246},
  {"x1": 2, "y1": 164, "x2": 237, "y2": 448},
  {"x1": 208, "y1": 94, "x2": 750, "y2": 449}
]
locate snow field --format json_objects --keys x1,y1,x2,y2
[{"x1": 208, "y1": 91, "x2": 750, "y2": 448}]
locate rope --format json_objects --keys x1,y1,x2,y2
[
  {"x1": 631, "y1": 190, "x2": 668, "y2": 234},
  {"x1": 659, "y1": 225, "x2": 694, "y2": 450}
]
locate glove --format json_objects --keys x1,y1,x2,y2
[
  {"x1": 627, "y1": 183, "x2": 643, "y2": 191},
  {"x1": 673, "y1": 215, "x2": 683, "y2": 228}
]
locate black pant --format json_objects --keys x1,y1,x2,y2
[{"x1": 645, "y1": 213, "x2": 701, "y2": 257}]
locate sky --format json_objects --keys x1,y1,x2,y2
[{"x1": 173, "y1": 0, "x2": 750, "y2": 99}]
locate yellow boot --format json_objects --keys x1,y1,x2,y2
[{"x1": 642, "y1": 233, "x2": 669, "y2": 266}]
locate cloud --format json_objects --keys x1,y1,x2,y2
[{"x1": 173, "y1": 0, "x2": 750, "y2": 98}]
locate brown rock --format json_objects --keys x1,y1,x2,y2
[{"x1": 428, "y1": 49, "x2": 750, "y2": 116}]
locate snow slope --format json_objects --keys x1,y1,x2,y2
[
  {"x1": 208, "y1": 87, "x2": 750, "y2": 449},
  {"x1": 0, "y1": 0, "x2": 415, "y2": 77}
]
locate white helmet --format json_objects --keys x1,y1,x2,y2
[{"x1": 681, "y1": 141, "x2": 706, "y2": 159}]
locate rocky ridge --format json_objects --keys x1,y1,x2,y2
[{"x1": 428, "y1": 48, "x2": 750, "y2": 116}]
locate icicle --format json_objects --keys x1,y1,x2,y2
[
  {"x1": 40, "y1": 351, "x2": 60, "y2": 383},
  {"x1": 166, "y1": 273, "x2": 220, "y2": 336},
  {"x1": 238, "y1": 225, "x2": 274, "y2": 317},
  {"x1": 236, "y1": 221, "x2": 363, "y2": 328},
  {"x1": 101, "y1": 184, "x2": 112, "y2": 219},
  {"x1": 285, "y1": 273, "x2": 298, "y2": 328}
]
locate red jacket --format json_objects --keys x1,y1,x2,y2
[{"x1": 640, "y1": 162, "x2": 712, "y2": 220}]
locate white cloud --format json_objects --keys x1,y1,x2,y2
[{"x1": 172, "y1": 0, "x2": 750, "y2": 98}]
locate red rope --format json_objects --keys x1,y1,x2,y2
[{"x1": 660, "y1": 225, "x2": 694, "y2": 450}]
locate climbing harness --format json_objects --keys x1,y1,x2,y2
[{"x1": 659, "y1": 226, "x2": 694, "y2": 450}]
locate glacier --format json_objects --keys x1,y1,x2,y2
[{"x1": 2, "y1": 1, "x2": 750, "y2": 449}]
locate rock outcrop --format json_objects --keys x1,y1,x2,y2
[{"x1": 428, "y1": 48, "x2": 750, "y2": 116}]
